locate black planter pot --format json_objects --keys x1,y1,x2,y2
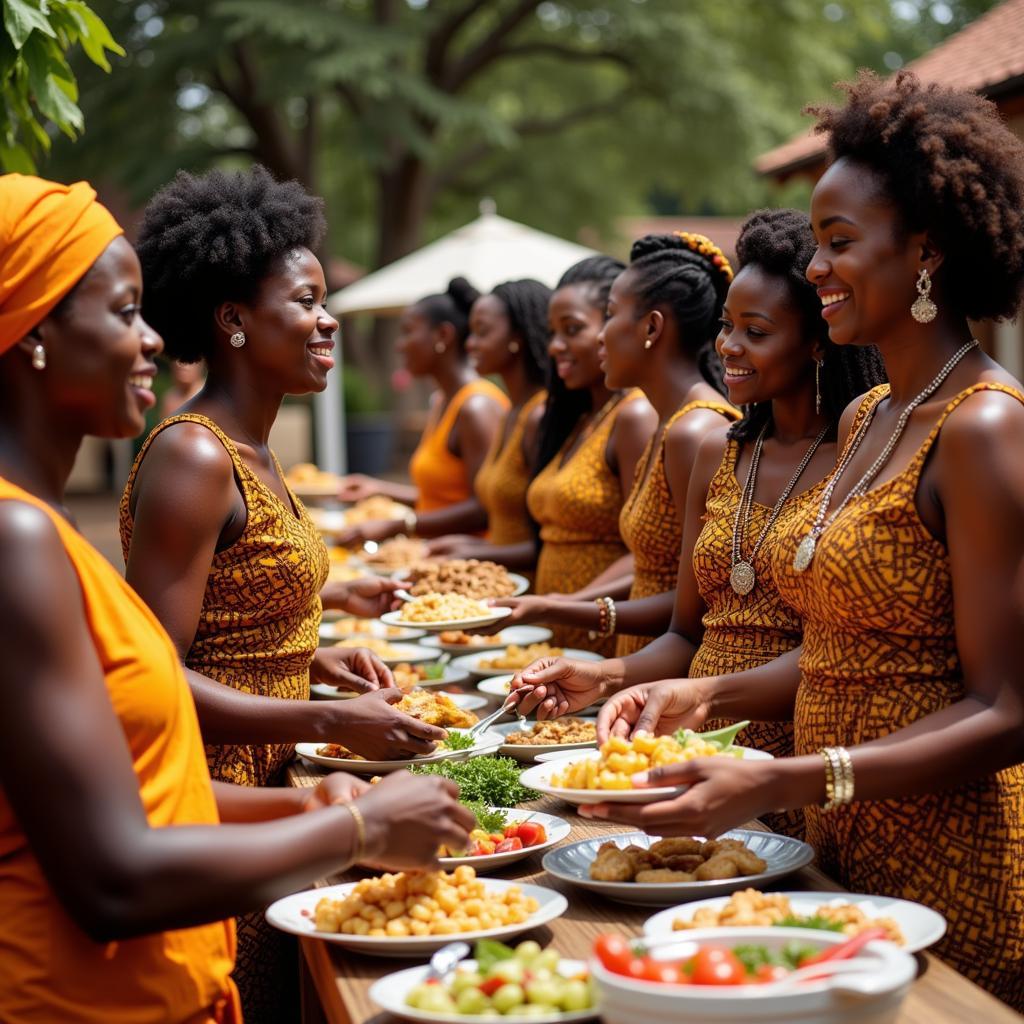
[{"x1": 345, "y1": 414, "x2": 396, "y2": 475}]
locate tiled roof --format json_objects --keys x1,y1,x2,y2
[{"x1": 756, "y1": 0, "x2": 1024, "y2": 177}]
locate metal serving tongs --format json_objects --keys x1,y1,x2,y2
[{"x1": 468, "y1": 687, "x2": 532, "y2": 737}]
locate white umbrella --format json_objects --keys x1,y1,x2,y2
[{"x1": 328, "y1": 201, "x2": 596, "y2": 315}]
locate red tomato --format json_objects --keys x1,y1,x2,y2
[
  {"x1": 503, "y1": 823, "x2": 520, "y2": 839},
  {"x1": 516, "y1": 822, "x2": 547, "y2": 846},
  {"x1": 625, "y1": 958, "x2": 647, "y2": 980},
  {"x1": 479, "y1": 977, "x2": 505, "y2": 996},
  {"x1": 754, "y1": 964, "x2": 790, "y2": 984},
  {"x1": 495, "y1": 837, "x2": 524, "y2": 853},
  {"x1": 689, "y1": 947, "x2": 747, "y2": 986},
  {"x1": 640, "y1": 958, "x2": 683, "y2": 985},
  {"x1": 594, "y1": 934, "x2": 634, "y2": 975}
]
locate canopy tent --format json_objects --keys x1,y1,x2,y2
[{"x1": 314, "y1": 204, "x2": 596, "y2": 472}]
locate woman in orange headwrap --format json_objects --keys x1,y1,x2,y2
[{"x1": 0, "y1": 174, "x2": 472, "y2": 1024}]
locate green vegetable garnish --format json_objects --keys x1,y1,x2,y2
[
  {"x1": 462, "y1": 800, "x2": 509, "y2": 833},
  {"x1": 675, "y1": 720, "x2": 750, "y2": 751},
  {"x1": 442, "y1": 730, "x2": 476, "y2": 751},
  {"x1": 775, "y1": 914, "x2": 844, "y2": 933},
  {"x1": 475, "y1": 939, "x2": 516, "y2": 974},
  {"x1": 408, "y1": 755, "x2": 534, "y2": 805},
  {"x1": 732, "y1": 943, "x2": 774, "y2": 975},
  {"x1": 782, "y1": 940, "x2": 820, "y2": 970},
  {"x1": 422, "y1": 661, "x2": 446, "y2": 680}
]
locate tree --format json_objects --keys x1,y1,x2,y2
[{"x1": 1, "y1": 0, "x2": 122, "y2": 172}]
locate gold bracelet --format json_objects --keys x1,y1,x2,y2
[
  {"x1": 820, "y1": 746, "x2": 854, "y2": 811},
  {"x1": 342, "y1": 800, "x2": 367, "y2": 863},
  {"x1": 834, "y1": 746, "x2": 855, "y2": 804}
]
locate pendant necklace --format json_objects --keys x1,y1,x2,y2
[
  {"x1": 793, "y1": 339, "x2": 978, "y2": 572},
  {"x1": 730, "y1": 420, "x2": 829, "y2": 595}
]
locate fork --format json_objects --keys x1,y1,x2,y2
[{"x1": 468, "y1": 692, "x2": 529, "y2": 737}]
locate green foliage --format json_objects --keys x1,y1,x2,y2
[{"x1": 0, "y1": 0, "x2": 123, "y2": 171}]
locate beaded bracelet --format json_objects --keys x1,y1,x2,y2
[{"x1": 588, "y1": 596, "x2": 617, "y2": 640}]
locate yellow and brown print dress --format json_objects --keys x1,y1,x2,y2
[
  {"x1": 772, "y1": 383, "x2": 1024, "y2": 1006},
  {"x1": 120, "y1": 413, "x2": 329, "y2": 788},
  {"x1": 474, "y1": 389, "x2": 546, "y2": 546},
  {"x1": 527, "y1": 390, "x2": 646, "y2": 656},
  {"x1": 616, "y1": 399, "x2": 738, "y2": 656}
]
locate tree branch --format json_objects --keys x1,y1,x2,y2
[
  {"x1": 442, "y1": 0, "x2": 541, "y2": 93},
  {"x1": 424, "y1": 0, "x2": 491, "y2": 84},
  {"x1": 494, "y1": 41, "x2": 634, "y2": 71}
]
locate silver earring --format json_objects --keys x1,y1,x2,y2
[
  {"x1": 229, "y1": 331, "x2": 246, "y2": 348},
  {"x1": 508, "y1": 341, "x2": 520, "y2": 354},
  {"x1": 911, "y1": 269, "x2": 938, "y2": 324},
  {"x1": 815, "y1": 358, "x2": 824, "y2": 415},
  {"x1": 434, "y1": 341, "x2": 446, "y2": 354},
  {"x1": 31, "y1": 344, "x2": 46, "y2": 370},
  {"x1": 643, "y1": 338, "x2": 653, "y2": 350}
]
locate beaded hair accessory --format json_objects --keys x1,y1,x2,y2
[{"x1": 672, "y1": 230, "x2": 734, "y2": 284}]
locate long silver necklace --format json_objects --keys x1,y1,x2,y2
[
  {"x1": 729, "y1": 421, "x2": 830, "y2": 595},
  {"x1": 793, "y1": 339, "x2": 978, "y2": 572}
]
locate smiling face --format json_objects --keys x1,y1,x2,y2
[
  {"x1": 233, "y1": 246, "x2": 338, "y2": 394},
  {"x1": 397, "y1": 306, "x2": 445, "y2": 377},
  {"x1": 807, "y1": 158, "x2": 930, "y2": 348},
  {"x1": 716, "y1": 265, "x2": 819, "y2": 408},
  {"x1": 37, "y1": 236, "x2": 163, "y2": 439},
  {"x1": 546, "y1": 283, "x2": 606, "y2": 391},
  {"x1": 597, "y1": 270, "x2": 650, "y2": 389},
  {"x1": 465, "y1": 294, "x2": 515, "y2": 375}
]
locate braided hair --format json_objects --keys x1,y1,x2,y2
[
  {"x1": 490, "y1": 278, "x2": 553, "y2": 386},
  {"x1": 626, "y1": 233, "x2": 732, "y2": 392},
  {"x1": 533, "y1": 255, "x2": 625, "y2": 477},
  {"x1": 728, "y1": 208, "x2": 887, "y2": 442},
  {"x1": 415, "y1": 277, "x2": 480, "y2": 353}
]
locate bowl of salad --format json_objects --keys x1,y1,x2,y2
[{"x1": 590, "y1": 927, "x2": 915, "y2": 1023}]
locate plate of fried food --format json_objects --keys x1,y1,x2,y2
[
  {"x1": 382, "y1": 593, "x2": 514, "y2": 633},
  {"x1": 284, "y1": 462, "x2": 342, "y2": 497},
  {"x1": 518, "y1": 726, "x2": 771, "y2": 806},
  {"x1": 438, "y1": 806, "x2": 572, "y2": 869},
  {"x1": 309, "y1": 683, "x2": 485, "y2": 710},
  {"x1": 361, "y1": 535, "x2": 431, "y2": 572},
  {"x1": 493, "y1": 718, "x2": 598, "y2": 762},
  {"x1": 452, "y1": 645, "x2": 601, "y2": 679},
  {"x1": 326, "y1": 637, "x2": 437, "y2": 666},
  {"x1": 418, "y1": 626, "x2": 554, "y2": 655},
  {"x1": 396, "y1": 560, "x2": 529, "y2": 601},
  {"x1": 542, "y1": 830, "x2": 815, "y2": 907},
  {"x1": 319, "y1": 617, "x2": 426, "y2": 643},
  {"x1": 266, "y1": 865, "x2": 567, "y2": 955},
  {"x1": 643, "y1": 888, "x2": 946, "y2": 952}
]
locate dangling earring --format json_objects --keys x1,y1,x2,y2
[
  {"x1": 434, "y1": 341, "x2": 447, "y2": 354},
  {"x1": 643, "y1": 338, "x2": 653, "y2": 350},
  {"x1": 814, "y1": 357, "x2": 824, "y2": 415},
  {"x1": 31, "y1": 344, "x2": 46, "y2": 370},
  {"x1": 508, "y1": 341, "x2": 520, "y2": 354},
  {"x1": 229, "y1": 331, "x2": 246, "y2": 348},
  {"x1": 911, "y1": 269, "x2": 938, "y2": 324}
]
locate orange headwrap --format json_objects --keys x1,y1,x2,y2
[{"x1": 0, "y1": 174, "x2": 123, "y2": 356}]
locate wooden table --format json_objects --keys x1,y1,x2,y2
[{"x1": 285, "y1": 761, "x2": 1022, "y2": 1024}]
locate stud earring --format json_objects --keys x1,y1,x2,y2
[
  {"x1": 31, "y1": 344, "x2": 46, "y2": 370},
  {"x1": 434, "y1": 341, "x2": 447, "y2": 354},
  {"x1": 229, "y1": 331, "x2": 246, "y2": 348},
  {"x1": 508, "y1": 341, "x2": 520, "y2": 354},
  {"x1": 643, "y1": 338, "x2": 653, "y2": 350},
  {"x1": 911, "y1": 269, "x2": 938, "y2": 324},
  {"x1": 815, "y1": 357, "x2": 824, "y2": 415}
]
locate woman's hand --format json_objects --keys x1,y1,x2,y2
[
  {"x1": 336, "y1": 474, "x2": 388, "y2": 503},
  {"x1": 329, "y1": 689, "x2": 448, "y2": 760},
  {"x1": 424, "y1": 534, "x2": 480, "y2": 559},
  {"x1": 579, "y1": 756, "x2": 786, "y2": 839},
  {"x1": 336, "y1": 518, "x2": 403, "y2": 549},
  {"x1": 489, "y1": 595, "x2": 551, "y2": 627},
  {"x1": 301, "y1": 772, "x2": 371, "y2": 810},
  {"x1": 323, "y1": 575, "x2": 406, "y2": 617},
  {"x1": 596, "y1": 679, "x2": 711, "y2": 742},
  {"x1": 509, "y1": 656, "x2": 611, "y2": 719},
  {"x1": 356, "y1": 772, "x2": 476, "y2": 870},
  {"x1": 311, "y1": 646, "x2": 393, "y2": 694}
]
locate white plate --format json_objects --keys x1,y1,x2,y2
[
  {"x1": 321, "y1": 640, "x2": 438, "y2": 666},
  {"x1": 296, "y1": 729, "x2": 506, "y2": 775},
  {"x1": 519, "y1": 747, "x2": 771, "y2": 806},
  {"x1": 643, "y1": 891, "x2": 947, "y2": 953},
  {"x1": 369, "y1": 959, "x2": 597, "y2": 1023},
  {"x1": 380, "y1": 608, "x2": 514, "y2": 633},
  {"x1": 418, "y1": 625, "x2": 554, "y2": 654},
  {"x1": 309, "y1": 685, "x2": 485, "y2": 711},
  {"x1": 542, "y1": 830, "x2": 816, "y2": 907},
  {"x1": 319, "y1": 620, "x2": 426, "y2": 642},
  {"x1": 494, "y1": 719, "x2": 599, "y2": 763},
  {"x1": 266, "y1": 877, "x2": 569, "y2": 956},
  {"x1": 439, "y1": 808, "x2": 572, "y2": 868},
  {"x1": 475, "y1": 676, "x2": 608, "y2": 710},
  {"x1": 394, "y1": 572, "x2": 531, "y2": 602},
  {"x1": 452, "y1": 647, "x2": 602, "y2": 679}
]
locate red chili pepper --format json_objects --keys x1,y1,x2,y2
[{"x1": 799, "y1": 927, "x2": 889, "y2": 967}]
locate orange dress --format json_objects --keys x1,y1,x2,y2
[
  {"x1": 409, "y1": 379, "x2": 510, "y2": 513},
  {"x1": 616, "y1": 399, "x2": 738, "y2": 656},
  {"x1": 0, "y1": 477, "x2": 239, "y2": 1024},
  {"x1": 474, "y1": 389, "x2": 546, "y2": 546},
  {"x1": 772, "y1": 383, "x2": 1024, "y2": 1006},
  {"x1": 120, "y1": 414, "x2": 329, "y2": 789},
  {"x1": 527, "y1": 390, "x2": 647, "y2": 656}
]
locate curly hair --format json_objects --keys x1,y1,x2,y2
[
  {"x1": 626, "y1": 234, "x2": 732, "y2": 392},
  {"x1": 415, "y1": 277, "x2": 480, "y2": 354},
  {"x1": 137, "y1": 165, "x2": 326, "y2": 363},
  {"x1": 534, "y1": 255, "x2": 626, "y2": 478},
  {"x1": 728, "y1": 208, "x2": 887, "y2": 442},
  {"x1": 809, "y1": 69, "x2": 1024, "y2": 321},
  {"x1": 490, "y1": 279, "x2": 552, "y2": 386}
]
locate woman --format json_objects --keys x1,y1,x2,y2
[
  {"x1": 585, "y1": 73, "x2": 1024, "y2": 1006},
  {"x1": 350, "y1": 279, "x2": 551, "y2": 548},
  {"x1": 336, "y1": 277, "x2": 509, "y2": 541},
  {"x1": 0, "y1": 174, "x2": 472, "y2": 1024},
  {"x1": 497, "y1": 233, "x2": 739, "y2": 651},
  {"x1": 523, "y1": 257, "x2": 658, "y2": 655}
]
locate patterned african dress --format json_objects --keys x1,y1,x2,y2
[
  {"x1": 527, "y1": 390, "x2": 647, "y2": 656},
  {"x1": 771, "y1": 383, "x2": 1024, "y2": 1006},
  {"x1": 689, "y1": 435, "x2": 824, "y2": 839},
  {"x1": 120, "y1": 413, "x2": 329, "y2": 788},
  {"x1": 615, "y1": 399, "x2": 739, "y2": 656},
  {"x1": 475, "y1": 389, "x2": 547, "y2": 546}
]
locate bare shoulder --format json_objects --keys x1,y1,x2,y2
[
  {"x1": 614, "y1": 394, "x2": 658, "y2": 433},
  {"x1": 141, "y1": 421, "x2": 235, "y2": 481},
  {"x1": 938, "y1": 383, "x2": 1024, "y2": 466},
  {"x1": 666, "y1": 420, "x2": 731, "y2": 494},
  {"x1": 837, "y1": 388, "x2": 879, "y2": 447}
]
